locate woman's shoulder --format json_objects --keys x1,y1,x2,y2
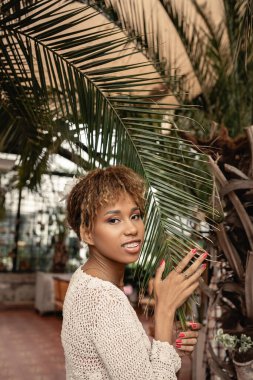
[{"x1": 68, "y1": 266, "x2": 128, "y2": 304}]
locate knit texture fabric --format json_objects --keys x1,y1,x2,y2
[{"x1": 61, "y1": 266, "x2": 181, "y2": 380}]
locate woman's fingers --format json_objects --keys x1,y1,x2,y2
[
  {"x1": 177, "y1": 330, "x2": 199, "y2": 339},
  {"x1": 175, "y1": 321, "x2": 202, "y2": 331},
  {"x1": 183, "y1": 252, "x2": 208, "y2": 277},
  {"x1": 173, "y1": 248, "x2": 197, "y2": 273},
  {"x1": 174, "y1": 249, "x2": 208, "y2": 277},
  {"x1": 186, "y1": 321, "x2": 202, "y2": 331},
  {"x1": 176, "y1": 337, "x2": 198, "y2": 346},
  {"x1": 176, "y1": 334, "x2": 198, "y2": 351},
  {"x1": 172, "y1": 256, "x2": 207, "y2": 288},
  {"x1": 175, "y1": 326, "x2": 200, "y2": 352},
  {"x1": 154, "y1": 259, "x2": 165, "y2": 285},
  {"x1": 176, "y1": 344, "x2": 195, "y2": 352},
  {"x1": 184, "y1": 263, "x2": 207, "y2": 286},
  {"x1": 154, "y1": 249, "x2": 208, "y2": 312}
]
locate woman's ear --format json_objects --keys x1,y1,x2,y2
[{"x1": 80, "y1": 226, "x2": 94, "y2": 246}]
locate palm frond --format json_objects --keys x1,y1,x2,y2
[
  {"x1": 159, "y1": 0, "x2": 227, "y2": 100},
  {"x1": 87, "y1": 0, "x2": 186, "y2": 100},
  {"x1": 233, "y1": 0, "x2": 253, "y2": 64},
  {"x1": 101, "y1": 0, "x2": 253, "y2": 135},
  {"x1": 161, "y1": 0, "x2": 253, "y2": 135},
  {"x1": 0, "y1": 0, "x2": 217, "y2": 321},
  {"x1": 90, "y1": 0, "x2": 225, "y2": 99}
]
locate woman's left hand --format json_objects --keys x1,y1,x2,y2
[{"x1": 174, "y1": 321, "x2": 201, "y2": 353}]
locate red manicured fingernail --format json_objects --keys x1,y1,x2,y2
[
  {"x1": 201, "y1": 263, "x2": 207, "y2": 270},
  {"x1": 178, "y1": 332, "x2": 185, "y2": 338},
  {"x1": 176, "y1": 339, "x2": 182, "y2": 344},
  {"x1": 190, "y1": 248, "x2": 197, "y2": 255},
  {"x1": 176, "y1": 343, "x2": 182, "y2": 348},
  {"x1": 201, "y1": 252, "x2": 208, "y2": 259},
  {"x1": 190, "y1": 322, "x2": 197, "y2": 329},
  {"x1": 159, "y1": 259, "x2": 165, "y2": 266}
]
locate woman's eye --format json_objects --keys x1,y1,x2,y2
[
  {"x1": 131, "y1": 214, "x2": 141, "y2": 220},
  {"x1": 108, "y1": 218, "x2": 120, "y2": 224}
]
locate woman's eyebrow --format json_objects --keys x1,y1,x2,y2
[
  {"x1": 104, "y1": 209, "x2": 121, "y2": 216},
  {"x1": 104, "y1": 207, "x2": 139, "y2": 216}
]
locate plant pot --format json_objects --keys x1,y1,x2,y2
[{"x1": 233, "y1": 359, "x2": 253, "y2": 380}]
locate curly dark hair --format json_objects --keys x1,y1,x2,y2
[{"x1": 66, "y1": 165, "x2": 146, "y2": 239}]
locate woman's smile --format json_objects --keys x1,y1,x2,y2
[
  {"x1": 83, "y1": 192, "x2": 145, "y2": 264},
  {"x1": 121, "y1": 239, "x2": 142, "y2": 254}
]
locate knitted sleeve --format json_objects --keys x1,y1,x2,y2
[{"x1": 90, "y1": 287, "x2": 181, "y2": 380}]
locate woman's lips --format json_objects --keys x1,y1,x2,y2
[{"x1": 122, "y1": 240, "x2": 141, "y2": 254}]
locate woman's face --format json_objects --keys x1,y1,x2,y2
[{"x1": 83, "y1": 192, "x2": 145, "y2": 265}]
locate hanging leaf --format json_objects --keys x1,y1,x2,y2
[{"x1": 0, "y1": 0, "x2": 218, "y2": 322}]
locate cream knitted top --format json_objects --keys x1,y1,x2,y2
[{"x1": 61, "y1": 266, "x2": 181, "y2": 380}]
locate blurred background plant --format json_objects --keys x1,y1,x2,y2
[{"x1": 216, "y1": 328, "x2": 253, "y2": 357}]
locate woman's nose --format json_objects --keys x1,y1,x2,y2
[{"x1": 124, "y1": 220, "x2": 138, "y2": 235}]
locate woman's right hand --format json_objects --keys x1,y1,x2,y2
[{"x1": 153, "y1": 249, "x2": 207, "y2": 316}]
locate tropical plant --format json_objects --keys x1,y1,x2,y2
[
  {"x1": 215, "y1": 329, "x2": 253, "y2": 379},
  {"x1": 94, "y1": 0, "x2": 253, "y2": 376},
  {"x1": 216, "y1": 329, "x2": 253, "y2": 356},
  {"x1": 96, "y1": 0, "x2": 253, "y2": 135},
  {"x1": 0, "y1": 0, "x2": 217, "y2": 322}
]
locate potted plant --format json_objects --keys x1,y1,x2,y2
[{"x1": 215, "y1": 328, "x2": 253, "y2": 380}]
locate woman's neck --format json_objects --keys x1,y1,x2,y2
[{"x1": 82, "y1": 255, "x2": 125, "y2": 289}]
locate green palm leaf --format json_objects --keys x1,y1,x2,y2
[
  {"x1": 97, "y1": 0, "x2": 253, "y2": 137},
  {"x1": 0, "y1": 0, "x2": 217, "y2": 322}
]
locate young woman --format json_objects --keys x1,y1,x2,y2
[{"x1": 61, "y1": 165, "x2": 207, "y2": 380}]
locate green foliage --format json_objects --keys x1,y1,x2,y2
[
  {"x1": 216, "y1": 328, "x2": 253, "y2": 354},
  {"x1": 100, "y1": 0, "x2": 253, "y2": 137},
  {"x1": 0, "y1": 0, "x2": 218, "y2": 322}
]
